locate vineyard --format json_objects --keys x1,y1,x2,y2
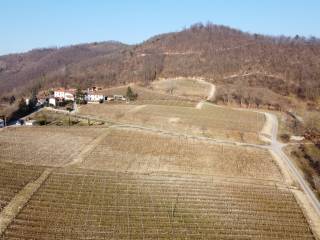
[
  {"x1": 79, "y1": 102, "x2": 265, "y2": 143},
  {"x1": 0, "y1": 162, "x2": 44, "y2": 212},
  {"x1": 0, "y1": 127, "x2": 104, "y2": 167},
  {"x1": 79, "y1": 128, "x2": 283, "y2": 181},
  {"x1": 0, "y1": 80, "x2": 318, "y2": 239},
  {"x1": 0, "y1": 168, "x2": 314, "y2": 239}
]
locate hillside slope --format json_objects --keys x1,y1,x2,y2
[
  {"x1": 0, "y1": 41, "x2": 127, "y2": 96},
  {"x1": 0, "y1": 23, "x2": 320, "y2": 107}
]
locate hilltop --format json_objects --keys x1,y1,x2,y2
[{"x1": 1, "y1": 23, "x2": 320, "y2": 113}]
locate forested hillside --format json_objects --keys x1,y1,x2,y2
[
  {"x1": 0, "y1": 41, "x2": 127, "y2": 96},
  {"x1": 1, "y1": 23, "x2": 320, "y2": 110}
]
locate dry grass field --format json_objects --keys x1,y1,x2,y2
[
  {"x1": 79, "y1": 128, "x2": 283, "y2": 181},
  {"x1": 151, "y1": 78, "x2": 209, "y2": 100},
  {"x1": 79, "y1": 103, "x2": 265, "y2": 143},
  {"x1": 0, "y1": 161, "x2": 44, "y2": 212},
  {"x1": 0, "y1": 127, "x2": 104, "y2": 167},
  {"x1": 99, "y1": 85, "x2": 186, "y2": 101},
  {"x1": 0, "y1": 168, "x2": 314, "y2": 240}
]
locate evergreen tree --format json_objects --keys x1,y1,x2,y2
[
  {"x1": 126, "y1": 87, "x2": 138, "y2": 101},
  {"x1": 17, "y1": 98, "x2": 28, "y2": 115},
  {"x1": 75, "y1": 88, "x2": 85, "y2": 104}
]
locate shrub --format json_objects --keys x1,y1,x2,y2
[{"x1": 280, "y1": 133, "x2": 290, "y2": 143}]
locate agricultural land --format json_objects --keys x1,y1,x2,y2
[{"x1": 0, "y1": 78, "x2": 319, "y2": 239}]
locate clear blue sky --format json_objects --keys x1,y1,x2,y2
[{"x1": 1, "y1": 0, "x2": 319, "y2": 55}]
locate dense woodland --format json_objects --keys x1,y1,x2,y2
[{"x1": 1, "y1": 23, "x2": 320, "y2": 111}]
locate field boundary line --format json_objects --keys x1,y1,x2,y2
[
  {"x1": 0, "y1": 168, "x2": 52, "y2": 235},
  {"x1": 44, "y1": 107, "x2": 116, "y2": 125},
  {"x1": 110, "y1": 124, "x2": 268, "y2": 150},
  {"x1": 65, "y1": 129, "x2": 111, "y2": 167}
]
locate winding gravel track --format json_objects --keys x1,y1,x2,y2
[
  {"x1": 266, "y1": 113, "x2": 320, "y2": 217},
  {"x1": 196, "y1": 80, "x2": 216, "y2": 109}
]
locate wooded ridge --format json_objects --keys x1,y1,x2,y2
[{"x1": 1, "y1": 23, "x2": 320, "y2": 107}]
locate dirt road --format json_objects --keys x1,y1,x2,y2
[
  {"x1": 196, "y1": 80, "x2": 216, "y2": 109},
  {"x1": 267, "y1": 113, "x2": 320, "y2": 217}
]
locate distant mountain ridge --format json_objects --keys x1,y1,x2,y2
[{"x1": 1, "y1": 23, "x2": 320, "y2": 104}]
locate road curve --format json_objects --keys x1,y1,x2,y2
[{"x1": 267, "y1": 113, "x2": 320, "y2": 217}]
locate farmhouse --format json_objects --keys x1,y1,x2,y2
[{"x1": 54, "y1": 88, "x2": 76, "y2": 101}]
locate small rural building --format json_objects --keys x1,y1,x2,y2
[
  {"x1": 49, "y1": 98, "x2": 56, "y2": 106},
  {"x1": 16, "y1": 120, "x2": 23, "y2": 126},
  {"x1": 25, "y1": 120, "x2": 36, "y2": 126},
  {"x1": 85, "y1": 93, "x2": 104, "y2": 103},
  {"x1": 114, "y1": 95, "x2": 126, "y2": 101},
  {"x1": 87, "y1": 86, "x2": 103, "y2": 92},
  {"x1": 106, "y1": 96, "x2": 114, "y2": 102}
]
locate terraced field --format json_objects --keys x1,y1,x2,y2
[
  {"x1": 0, "y1": 169, "x2": 314, "y2": 240},
  {"x1": 79, "y1": 102, "x2": 265, "y2": 143}
]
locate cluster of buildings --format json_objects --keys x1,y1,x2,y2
[{"x1": 49, "y1": 87, "x2": 126, "y2": 106}]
